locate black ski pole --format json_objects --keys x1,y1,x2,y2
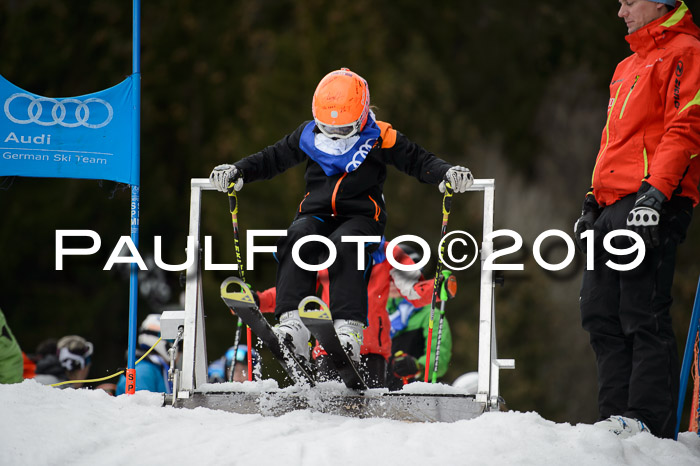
[
  {"x1": 425, "y1": 182, "x2": 453, "y2": 382},
  {"x1": 432, "y1": 271, "x2": 455, "y2": 383},
  {"x1": 227, "y1": 318, "x2": 243, "y2": 382},
  {"x1": 228, "y1": 182, "x2": 253, "y2": 380}
]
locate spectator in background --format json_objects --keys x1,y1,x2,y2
[
  {"x1": 35, "y1": 335, "x2": 94, "y2": 389},
  {"x1": 33, "y1": 339, "x2": 62, "y2": 385},
  {"x1": 387, "y1": 298, "x2": 453, "y2": 390},
  {"x1": 314, "y1": 238, "x2": 449, "y2": 387},
  {"x1": 0, "y1": 308, "x2": 23, "y2": 384},
  {"x1": 22, "y1": 352, "x2": 36, "y2": 379},
  {"x1": 116, "y1": 314, "x2": 175, "y2": 395},
  {"x1": 208, "y1": 345, "x2": 261, "y2": 383},
  {"x1": 385, "y1": 245, "x2": 454, "y2": 391},
  {"x1": 256, "y1": 238, "x2": 448, "y2": 388},
  {"x1": 56, "y1": 335, "x2": 94, "y2": 388}
]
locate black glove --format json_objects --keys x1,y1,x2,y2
[
  {"x1": 574, "y1": 192, "x2": 601, "y2": 253},
  {"x1": 626, "y1": 182, "x2": 666, "y2": 248},
  {"x1": 391, "y1": 351, "x2": 421, "y2": 378}
]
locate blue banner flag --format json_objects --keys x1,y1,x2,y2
[{"x1": 0, "y1": 74, "x2": 136, "y2": 185}]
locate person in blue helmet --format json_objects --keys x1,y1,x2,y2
[{"x1": 208, "y1": 345, "x2": 261, "y2": 383}]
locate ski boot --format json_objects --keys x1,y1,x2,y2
[
  {"x1": 593, "y1": 416, "x2": 650, "y2": 438},
  {"x1": 333, "y1": 319, "x2": 364, "y2": 366},
  {"x1": 273, "y1": 310, "x2": 311, "y2": 364}
]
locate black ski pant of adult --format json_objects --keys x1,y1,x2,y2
[
  {"x1": 274, "y1": 214, "x2": 383, "y2": 323},
  {"x1": 580, "y1": 194, "x2": 692, "y2": 439}
]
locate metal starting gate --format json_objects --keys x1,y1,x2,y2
[{"x1": 161, "y1": 178, "x2": 513, "y2": 422}]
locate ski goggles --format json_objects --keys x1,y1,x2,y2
[
  {"x1": 315, "y1": 119, "x2": 363, "y2": 139},
  {"x1": 58, "y1": 338, "x2": 94, "y2": 370}
]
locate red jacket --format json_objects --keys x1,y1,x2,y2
[
  {"x1": 257, "y1": 245, "x2": 436, "y2": 360},
  {"x1": 591, "y1": 2, "x2": 700, "y2": 207}
]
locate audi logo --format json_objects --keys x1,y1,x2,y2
[
  {"x1": 4, "y1": 93, "x2": 113, "y2": 129},
  {"x1": 345, "y1": 139, "x2": 376, "y2": 172}
]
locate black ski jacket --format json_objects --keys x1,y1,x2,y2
[{"x1": 234, "y1": 121, "x2": 451, "y2": 227}]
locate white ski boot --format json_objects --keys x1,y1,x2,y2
[
  {"x1": 593, "y1": 416, "x2": 650, "y2": 438},
  {"x1": 334, "y1": 319, "x2": 364, "y2": 366},
  {"x1": 274, "y1": 310, "x2": 311, "y2": 363}
]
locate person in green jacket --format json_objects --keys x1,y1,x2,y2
[
  {"x1": 0, "y1": 308, "x2": 23, "y2": 384},
  {"x1": 386, "y1": 291, "x2": 453, "y2": 390}
]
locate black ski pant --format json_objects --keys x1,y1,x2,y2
[
  {"x1": 274, "y1": 214, "x2": 383, "y2": 323},
  {"x1": 579, "y1": 194, "x2": 692, "y2": 439}
]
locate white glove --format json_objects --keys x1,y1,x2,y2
[
  {"x1": 209, "y1": 164, "x2": 243, "y2": 192},
  {"x1": 439, "y1": 166, "x2": 473, "y2": 193}
]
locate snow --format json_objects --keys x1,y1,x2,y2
[{"x1": 2, "y1": 380, "x2": 699, "y2": 466}]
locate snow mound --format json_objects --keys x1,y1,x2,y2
[{"x1": 1, "y1": 379, "x2": 699, "y2": 466}]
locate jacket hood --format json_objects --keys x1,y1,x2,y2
[{"x1": 626, "y1": 1, "x2": 700, "y2": 56}]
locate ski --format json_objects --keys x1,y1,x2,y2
[
  {"x1": 298, "y1": 296, "x2": 367, "y2": 391},
  {"x1": 220, "y1": 277, "x2": 315, "y2": 387}
]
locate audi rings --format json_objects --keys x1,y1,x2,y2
[
  {"x1": 4, "y1": 93, "x2": 113, "y2": 129},
  {"x1": 344, "y1": 138, "x2": 376, "y2": 172}
]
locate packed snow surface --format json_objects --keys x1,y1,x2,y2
[{"x1": 1, "y1": 380, "x2": 699, "y2": 465}]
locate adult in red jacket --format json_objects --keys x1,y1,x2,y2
[
  {"x1": 575, "y1": 1, "x2": 700, "y2": 439},
  {"x1": 256, "y1": 238, "x2": 440, "y2": 388}
]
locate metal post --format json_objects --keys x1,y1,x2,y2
[
  {"x1": 125, "y1": 0, "x2": 142, "y2": 394},
  {"x1": 180, "y1": 179, "x2": 215, "y2": 393},
  {"x1": 474, "y1": 180, "x2": 495, "y2": 405}
]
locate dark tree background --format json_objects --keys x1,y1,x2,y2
[{"x1": 2, "y1": 0, "x2": 699, "y2": 426}]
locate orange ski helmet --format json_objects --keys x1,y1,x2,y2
[{"x1": 312, "y1": 68, "x2": 370, "y2": 139}]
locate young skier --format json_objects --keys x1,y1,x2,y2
[{"x1": 209, "y1": 68, "x2": 473, "y2": 368}]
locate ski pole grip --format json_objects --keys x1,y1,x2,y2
[
  {"x1": 228, "y1": 184, "x2": 238, "y2": 215},
  {"x1": 443, "y1": 182, "x2": 453, "y2": 215}
]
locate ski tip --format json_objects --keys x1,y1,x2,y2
[
  {"x1": 298, "y1": 296, "x2": 331, "y2": 321},
  {"x1": 220, "y1": 276, "x2": 256, "y2": 305}
]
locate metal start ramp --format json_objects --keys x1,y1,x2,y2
[
  {"x1": 164, "y1": 389, "x2": 492, "y2": 422},
  {"x1": 166, "y1": 178, "x2": 513, "y2": 419}
]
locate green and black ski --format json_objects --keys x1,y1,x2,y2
[
  {"x1": 221, "y1": 277, "x2": 315, "y2": 386},
  {"x1": 298, "y1": 296, "x2": 367, "y2": 391}
]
